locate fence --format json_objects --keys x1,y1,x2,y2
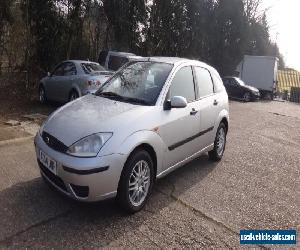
[{"x1": 277, "y1": 69, "x2": 300, "y2": 103}]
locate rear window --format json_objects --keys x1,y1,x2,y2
[
  {"x1": 81, "y1": 63, "x2": 105, "y2": 74},
  {"x1": 211, "y1": 70, "x2": 225, "y2": 93},
  {"x1": 98, "y1": 51, "x2": 108, "y2": 66},
  {"x1": 194, "y1": 67, "x2": 214, "y2": 97}
]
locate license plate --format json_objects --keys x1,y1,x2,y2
[{"x1": 39, "y1": 150, "x2": 57, "y2": 175}]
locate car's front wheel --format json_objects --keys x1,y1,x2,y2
[
  {"x1": 117, "y1": 149, "x2": 154, "y2": 213},
  {"x1": 208, "y1": 122, "x2": 227, "y2": 161}
]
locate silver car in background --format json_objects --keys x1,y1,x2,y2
[
  {"x1": 35, "y1": 57, "x2": 229, "y2": 213},
  {"x1": 39, "y1": 60, "x2": 114, "y2": 103}
]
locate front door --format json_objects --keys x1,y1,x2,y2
[
  {"x1": 159, "y1": 66, "x2": 201, "y2": 169},
  {"x1": 46, "y1": 63, "x2": 65, "y2": 101}
]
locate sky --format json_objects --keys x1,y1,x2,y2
[{"x1": 262, "y1": 0, "x2": 300, "y2": 70}]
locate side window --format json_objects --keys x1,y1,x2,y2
[
  {"x1": 63, "y1": 62, "x2": 76, "y2": 76},
  {"x1": 169, "y1": 66, "x2": 196, "y2": 102},
  {"x1": 52, "y1": 63, "x2": 65, "y2": 76},
  {"x1": 194, "y1": 67, "x2": 214, "y2": 98},
  {"x1": 108, "y1": 56, "x2": 129, "y2": 71}
]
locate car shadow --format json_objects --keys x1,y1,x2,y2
[{"x1": 0, "y1": 154, "x2": 219, "y2": 247}]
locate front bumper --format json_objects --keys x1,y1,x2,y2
[{"x1": 34, "y1": 133, "x2": 127, "y2": 202}]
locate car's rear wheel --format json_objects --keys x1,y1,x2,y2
[
  {"x1": 117, "y1": 149, "x2": 154, "y2": 213},
  {"x1": 39, "y1": 86, "x2": 47, "y2": 104},
  {"x1": 69, "y1": 90, "x2": 79, "y2": 102},
  {"x1": 208, "y1": 123, "x2": 227, "y2": 161},
  {"x1": 243, "y1": 92, "x2": 251, "y2": 102}
]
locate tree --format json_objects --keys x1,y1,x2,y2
[{"x1": 210, "y1": 0, "x2": 248, "y2": 75}]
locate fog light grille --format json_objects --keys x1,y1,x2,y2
[{"x1": 70, "y1": 184, "x2": 89, "y2": 198}]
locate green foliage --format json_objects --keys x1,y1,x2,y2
[{"x1": 1, "y1": 0, "x2": 285, "y2": 78}]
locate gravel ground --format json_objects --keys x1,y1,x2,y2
[{"x1": 0, "y1": 100, "x2": 299, "y2": 249}]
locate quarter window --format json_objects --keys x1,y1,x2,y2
[
  {"x1": 194, "y1": 67, "x2": 214, "y2": 98},
  {"x1": 169, "y1": 66, "x2": 196, "y2": 102}
]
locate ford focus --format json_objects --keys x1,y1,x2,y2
[{"x1": 34, "y1": 57, "x2": 229, "y2": 213}]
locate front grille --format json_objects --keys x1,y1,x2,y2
[
  {"x1": 42, "y1": 131, "x2": 68, "y2": 153},
  {"x1": 38, "y1": 160, "x2": 68, "y2": 192},
  {"x1": 70, "y1": 184, "x2": 89, "y2": 198}
]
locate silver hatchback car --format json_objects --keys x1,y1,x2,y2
[{"x1": 35, "y1": 57, "x2": 229, "y2": 213}]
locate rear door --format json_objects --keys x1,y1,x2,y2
[{"x1": 193, "y1": 66, "x2": 219, "y2": 148}]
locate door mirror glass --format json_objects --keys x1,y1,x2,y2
[{"x1": 170, "y1": 96, "x2": 188, "y2": 108}]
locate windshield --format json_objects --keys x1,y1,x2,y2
[
  {"x1": 96, "y1": 61, "x2": 173, "y2": 105},
  {"x1": 236, "y1": 78, "x2": 246, "y2": 86},
  {"x1": 81, "y1": 63, "x2": 105, "y2": 74}
]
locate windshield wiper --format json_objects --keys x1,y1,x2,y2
[
  {"x1": 122, "y1": 97, "x2": 151, "y2": 105},
  {"x1": 97, "y1": 91, "x2": 123, "y2": 98},
  {"x1": 97, "y1": 92, "x2": 150, "y2": 105}
]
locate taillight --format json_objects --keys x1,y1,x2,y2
[
  {"x1": 86, "y1": 80, "x2": 92, "y2": 87},
  {"x1": 86, "y1": 80, "x2": 101, "y2": 87}
]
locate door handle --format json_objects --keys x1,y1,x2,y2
[
  {"x1": 213, "y1": 99, "x2": 218, "y2": 106},
  {"x1": 190, "y1": 108, "x2": 198, "y2": 116}
]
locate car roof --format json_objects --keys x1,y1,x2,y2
[
  {"x1": 109, "y1": 51, "x2": 136, "y2": 56},
  {"x1": 223, "y1": 76, "x2": 238, "y2": 79},
  {"x1": 141, "y1": 57, "x2": 213, "y2": 69},
  {"x1": 64, "y1": 60, "x2": 99, "y2": 64}
]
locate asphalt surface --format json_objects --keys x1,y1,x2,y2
[{"x1": 0, "y1": 100, "x2": 299, "y2": 249}]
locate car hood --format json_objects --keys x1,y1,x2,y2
[
  {"x1": 43, "y1": 95, "x2": 146, "y2": 146},
  {"x1": 245, "y1": 85, "x2": 259, "y2": 92}
]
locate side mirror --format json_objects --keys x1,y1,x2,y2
[
  {"x1": 47, "y1": 72, "x2": 51, "y2": 77},
  {"x1": 170, "y1": 96, "x2": 188, "y2": 108}
]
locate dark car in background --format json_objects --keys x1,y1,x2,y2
[
  {"x1": 98, "y1": 51, "x2": 144, "y2": 71},
  {"x1": 222, "y1": 77, "x2": 260, "y2": 102}
]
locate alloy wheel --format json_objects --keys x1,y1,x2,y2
[
  {"x1": 128, "y1": 160, "x2": 151, "y2": 207},
  {"x1": 70, "y1": 92, "x2": 78, "y2": 101},
  {"x1": 39, "y1": 88, "x2": 45, "y2": 103},
  {"x1": 243, "y1": 92, "x2": 251, "y2": 102}
]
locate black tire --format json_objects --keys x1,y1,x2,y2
[
  {"x1": 69, "y1": 90, "x2": 79, "y2": 102},
  {"x1": 243, "y1": 92, "x2": 251, "y2": 102},
  {"x1": 117, "y1": 149, "x2": 154, "y2": 213},
  {"x1": 39, "y1": 85, "x2": 47, "y2": 104},
  {"x1": 208, "y1": 123, "x2": 227, "y2": 162}
]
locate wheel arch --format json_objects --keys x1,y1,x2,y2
[
  {"x1": 128, "y1": 143, "x2": 158, "y2": 179},
  {"x1": 114, "y1": 130, "x2": 166, "y2": 179},
  {"x1": 220, "y1": 117, "x2": 229, "y2": 133}
]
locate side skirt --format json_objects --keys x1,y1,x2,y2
[{"x1": 156, "y1": 143, "x2": 214, "y2": 179}]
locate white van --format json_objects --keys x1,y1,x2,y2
[{"x1": 236, "y1": 55, "x2": 278, "y2": 99}]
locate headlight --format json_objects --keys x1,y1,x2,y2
[{"x1": 67, "y1": 133, "x2": 112, "y2": 157}]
